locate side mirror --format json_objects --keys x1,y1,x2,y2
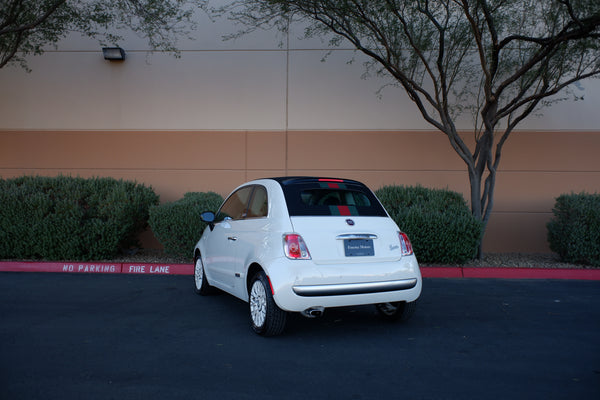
[
  {"x1": 200, "y1": 211, "x2": 215, "y2": 223},
  {"x1": 200, "y1": 211, "x2": 216, "y2": 231}
]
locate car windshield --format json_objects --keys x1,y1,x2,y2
[{"x1": 278, "y1": 178, "x2": 387, "y2": 217}]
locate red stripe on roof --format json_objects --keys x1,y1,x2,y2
[
  {"x1": 318, "y1": 178, "x2": 344, "y2": 182},
  {"x1": 337, "y1": 205, "x2": 351, "y2": 216}
]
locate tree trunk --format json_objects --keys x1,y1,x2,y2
[{"x1": 468, "y1": 166, "x2": 485, "y2": 259}]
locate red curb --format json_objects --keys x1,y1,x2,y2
[
  {"x1": 0, "y1": 261, "x2": 122, "y2": 274},
  {"x1": 462, "y1": 267, "x2": 600, "y2": 280},
  {"x1": 122, "y1": 263, "x2": 193, "y2": 275},
  {"x1": 420, "y1": 267, "x2": 463, "y2": 278},
  {"x1": 1, "y1": 262, "x2": 599, "y2": 280},
  {"x1": 421, "y1": 266, "x2": 600, "y2": 280},
  {"x1": 0, "y1": 261, "x2": 193, "y2": 275}
]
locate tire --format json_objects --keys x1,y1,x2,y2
[
  {"x1": 249, "y1": 271, "x2": 287, "y2": 336},
  {"x1": 375, "y1": 300, "x2": 418, "y2": 322},
  {"x1": 194, "y1": 256, "x2": 213, "y2": 295}
]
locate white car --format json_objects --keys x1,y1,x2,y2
[{"x1": 193, "y1": 177, "x2": 422, "y2": 336}]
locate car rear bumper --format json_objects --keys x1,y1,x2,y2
[
  {"x1": 266, "y1": 255, "x2": 422, "y2": 312},
  {"x1": 292, "y1": 278, "x2": 418, "y2": 297}
]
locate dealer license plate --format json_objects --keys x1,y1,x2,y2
[{"x1": 344, "y1": 239, "x2": 374, "y2": 257}]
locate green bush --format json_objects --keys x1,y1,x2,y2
[
  {"x1": 149, "y1": 192, "x2": 224, "y2": 259},
  {"x1": 375, "y1": 185, "x2": 483, "y2": 264},
  {"x1": 547, "y1": 192, "x2": 600, "y2": 267},
  {"x1": 0, "y1": 175, "x2": 159, "y2": 261}
]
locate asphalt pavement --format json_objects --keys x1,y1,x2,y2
[{"x1": 1, "y1": 272, "x2": 599, "y2": 400}]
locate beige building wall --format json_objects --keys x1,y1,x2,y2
[
  {"x1": 1, "y1": 4, "x2": 599, "y2": 254},
  {"x1": 1, "y1": 129, "x2": 599, "y2": 253}
]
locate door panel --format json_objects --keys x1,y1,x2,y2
[
  {"x1": 202, "y1": 221, "x2": 237, "y2": 291},
  {"x1": 203, "y1": 185, "x2": 255, "y2": 291}
]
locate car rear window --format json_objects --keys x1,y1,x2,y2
[{"x1": 277, "y1": 178, "x2": 388, "y2": 217}]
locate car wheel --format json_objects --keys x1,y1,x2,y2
[
  {"x1": 194, "y1": 256, "x2": 213, "y2": 295},
  {"x1": 249, "y1": 271, "x2": 287, "y2": 336},
  {"x1": 375, "y1": 300, "x2": 418, "y2": 322}
]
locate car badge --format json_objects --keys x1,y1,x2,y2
[{"x1": 346, "y1": 219, "x2": 355, "y2": 226}]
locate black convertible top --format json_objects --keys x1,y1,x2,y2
[{"x1": 269, "y1": 177, "x2": 387, "y2": 217}]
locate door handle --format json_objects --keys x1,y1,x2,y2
[{"x1": 228, "y1": 236, "x2": 238, "y2": 241}]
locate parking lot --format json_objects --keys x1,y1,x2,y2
[{"x1": 1, "y1": 272, "x2": 599, "y2": 400}]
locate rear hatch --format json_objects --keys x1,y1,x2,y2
[
  {"x1": 275, "y1": 177, "x2": 404, "y2": 265},
  {"x1": 290, "y1": 216, "x2": 403, "y2": 265}
]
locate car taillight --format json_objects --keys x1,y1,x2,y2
[
  {"x1": 283, "y1": 234, "x2": 311, "y2": 260},
  {"x1": 398, "y1": 232, "x2": 413, "y2": 256}
]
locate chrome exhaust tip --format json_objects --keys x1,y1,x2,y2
[{"x1": 301, "y1": 306, "x2": 325, "y2": 318}]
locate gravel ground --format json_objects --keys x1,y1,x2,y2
[
  {"x1": 431, "y1": 252, "x2": 593, "y2": 269},
  {"x1": 102, "y1": 249, "x2": 595, "y2": 269}
]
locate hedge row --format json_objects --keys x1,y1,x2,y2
[
  {"x1": 149, "y1": 191, "x2": 223, "y2": 258},
  {"x1": 147, "y1": 188, "x2": 600, "y2": 267},
  {"x1": 547, "y1": 192, "x2": 600, "y2": 267},
  {"x1": 151, "y1": 186, "x2": 483, "y2": 264},
  {"x1": 0, "y1": 176, "x2": 158, "y2": 261},
  {"x1": 3, "y1": 176, "x2": 597, "y2": 267},
  {"x1": 376, "y1": 185, "x2": 483, "y2": 264}
]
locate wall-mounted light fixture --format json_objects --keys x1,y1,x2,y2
[{"x1": 102, "y1": 47, "x2": 126, "y2": 61}]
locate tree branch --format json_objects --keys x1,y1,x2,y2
[{"x1": 0, "y1": 0, "x2": 67, "y2": 36}]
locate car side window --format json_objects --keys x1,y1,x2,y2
[
  {"x1": 216, "y1": 186, "x2": 254, "y2": 221},
  {"x1": 246, "y1": 185, "x2": 268, "y2": 218}
]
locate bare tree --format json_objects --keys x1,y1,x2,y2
[
  {"x1": 0, "y1": 0, "x2": 205, "y2": 70},
  {"x1": 216, "y1": 0, "x2": 600, "y2": 255}
]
